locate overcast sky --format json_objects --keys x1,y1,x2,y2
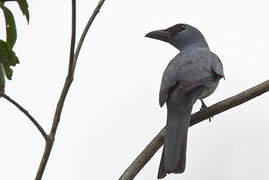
[{"x1": 0, "y1": 0, "x2": 269, "y2": 180}]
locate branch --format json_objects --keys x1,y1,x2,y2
[
  {"x1": 1, "y1": 94, "x2": 49, "y2": 141},
  {"x1": 72, "y1": 0, "x2": 105, "y2": 75},
  {"x1": 68, "y1": 0, "x2": 77, "y2": 78},
  {"x1": 119, "y1": 80, "x2": 269, "y2": 180},
  {"x1": 34, "y1": 0, "x2": 76, "y2": 179},
  {"x1": 50, "y1": 0, "x2": 76, "y2": 140},
  {"x1": 34, "y1": 0, "x2": 106, "y2": 179}
]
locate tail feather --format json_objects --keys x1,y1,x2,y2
[
  {"x1": 176, "y1": 135, "x2": 187, "y2": 173},
  {"x1": 157, "y1": 150, "x2": 166, "y2": 179},
  {"x1": 158, "y1": 135, "x2": 187, "y2": 179},
  {"x1": 157, "y1": 91, "x2": 199, "y2": 179},
  {"x1": 158, "y1": 136, "x2": 189, "y2": 178}
]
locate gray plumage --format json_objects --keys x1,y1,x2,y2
[{"x1": 146, "y1": 24, "x2": 224, "y2": 179}]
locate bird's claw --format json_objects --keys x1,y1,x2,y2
[{"x1": 200, "y1": 99, "x2": 213, "y2": 123}]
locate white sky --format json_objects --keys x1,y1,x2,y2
[{"x1": 0, "y1": 0, "x2": 269, "y2": 180}]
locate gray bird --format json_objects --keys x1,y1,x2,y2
[{"x1": 146, "y1": 24, "x2": 224, "y2": 179}]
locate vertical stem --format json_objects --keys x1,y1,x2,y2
[
  {"x1": 33, "y1": 0, "x2": 106, "y2": 179},
  {"x1": 34, "y1": 77, "x2": 72, "y2": 180},
  {"x1": 34, "y1": 0, "x2": 76, "y2": 179},
  {"x1": 35, "y1": 141, "x2": 53, "y2": 180}
]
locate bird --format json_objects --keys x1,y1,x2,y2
[{"x1": 145, "y1": 24, "x2": 224, "y2": 179}]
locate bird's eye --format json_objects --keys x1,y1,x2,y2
[
  {"x1": 179, "y1": 24, "x2": 186, "y2": 31},
  {"x1": 167, "y1": 24, "x2": 186, "y2": 37}
]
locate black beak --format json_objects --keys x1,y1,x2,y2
[{"x1": 145, "y1": 30, "x2": 171, "y2": 42}]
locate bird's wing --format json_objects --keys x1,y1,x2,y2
[
  {"x1": 159, "y1": 49, "x2": 222, "y2": 107},
  {"x1": 159, "y1": 55, "x2": 184, "y2": 107},
  {"x1": 210, "y1": 52, "x2": 225, "y2": 78}
]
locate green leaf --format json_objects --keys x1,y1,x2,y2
[
  {"x1": 1, "y1": 5, "x2": 17, "y2": 48},
  {"x1": 16, "y1": 0, "x2": 29, "y2": 23},
  {"x1": 0, "y1": 63, "x2": 5, "y2": 95},
  {"x1": 0, "y1": 40, "x2": 19, "y2": 80}
]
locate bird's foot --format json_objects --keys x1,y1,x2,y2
[{"x1": 200, "y1": 99, "x2": 213, "y2": 122}]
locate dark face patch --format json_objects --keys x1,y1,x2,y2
[{"x1": 166, "y1": 24, "x2": 186, "y2": 37}]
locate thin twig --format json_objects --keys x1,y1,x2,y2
[
  {"x1": 119, "y1": 80, "x2": 269, "y2": 180},
  {"x1": 35, "y1": 0, "x2": 76, "y2": 179},
  {"x1": 72, "y1": 0, "x2": 105, "y2": 75},
  {"x1": 50, "y1": 0, "x2": 76, "y2": 140},
  {"x1": 34, "y1": 0, "x2": 106, "y2": 179},
  {"x1": 1, "y1": 94, "x2": 49, "y2": 141},
  {"x1": 68, "y1": 0, "x2": 77, "y2": 78}
]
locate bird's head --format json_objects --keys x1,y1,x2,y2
[{"x1": 145, "y1": 24, "x2": 209, "y2": 51}]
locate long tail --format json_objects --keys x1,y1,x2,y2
[{"x1": 157, "y1": 95, "x2": 196, "y2": 179}]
